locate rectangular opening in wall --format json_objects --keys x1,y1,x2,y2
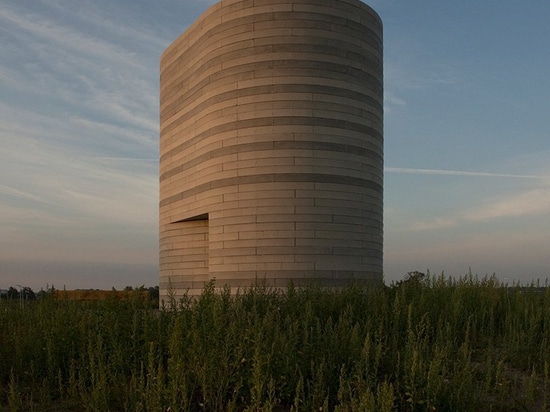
[
  {"x1": 168, "y1": 214, "x2": 209, "y2": 287},
  {"x1": 176, "y1": 213, "x2": 208, "y2": 222}
]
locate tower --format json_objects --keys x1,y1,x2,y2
[{"x1": 160, "y1": 0, "x2": 383, "y2": 299}]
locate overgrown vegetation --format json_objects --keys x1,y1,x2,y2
[{"x1": 1, "y1": 274, "x2": 549, "y2": 411}]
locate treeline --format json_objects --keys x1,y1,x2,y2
[
  {"x1": 0, "y1": 286, "x2": 40, "y2": 301},
  {"x1": 0, "y1": 285, "x2": 159, "y2": 302}
]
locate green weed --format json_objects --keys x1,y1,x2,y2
[{"x1": 1, "y1": 275, "x2": 549, "y2": 410}]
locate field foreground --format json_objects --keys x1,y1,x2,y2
[{"x1": 1, "y1": 275, "x2": 550, "y2": 411}]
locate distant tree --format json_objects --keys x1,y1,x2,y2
[
  {"x1": 21, "y1": 287, "x2": 36, "y2": 301},
  {"x1": 7, "y1": 287, "x2": 19, "y2": 300},
  {"x1": 36, "y1": 289, "x2": 50, "y2": 300},
  {"x1": 148, "y1": 286, "x2": 160, "y2": 301},
  {"x1": 6, "y1": 286, "x2": 36, "y2": 300}
]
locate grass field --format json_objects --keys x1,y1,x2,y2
[{"x1": 1, "y1": 274, "x2": 549, "y2": 411}]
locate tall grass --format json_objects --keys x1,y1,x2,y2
[{"x1": 1, "y1": 275, "x2": 549, "y2": 411}]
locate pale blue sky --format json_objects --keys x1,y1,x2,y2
[{"x1": 1, "y1": 0, "x2": 549, "y2": 290}]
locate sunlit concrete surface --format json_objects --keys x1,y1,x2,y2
[{"x1": 160, "y1": 0, "x2": 383, "y2": 299}]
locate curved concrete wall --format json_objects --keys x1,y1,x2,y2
[{"x1": 160, "y1": 0, "x2": 383, "y2": 298}]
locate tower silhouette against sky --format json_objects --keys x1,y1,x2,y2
[{"x1": 159, "y1": 0, "x2": 383, "y2": 299}]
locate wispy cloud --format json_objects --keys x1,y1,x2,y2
[
  {"x1": 0, "y1": 2, "x2": 159, "y2": 134},
  {"x1": 37, "y1": 0, "x2": 169, "y2": 50},
  {"x1": 387, "y1": 167, "x2": 550, "y2": 231},
  {"x1": 386, "y1": 167, "x2": 550, "y2": 180},
  {"x1": 406, "y1": 186, "x2": 550, "y2": 232},
  {"x1": 0, "y1": 1, "x2": 160, "y2": 275},
  {"x1": 383, "y1": 91, "x2": 406, "y2": 113},
  {"x1": 385, "y1": 61, "x2": 460, "y2": 92},
  {"x1": 464, "y1": 188, "x2": 550, "y2": 221},
  {"x1": 382, "y1": 55, "x2": 462, "y2": 116},
  {"x1": 408, "y1": 218, "x2": 458, "y2": 231},
  {"x1": 0, "y1": 5, "x2": 155, "y2": 69}
]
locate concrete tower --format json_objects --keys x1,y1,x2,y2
[{"x1": 159, "y1": 0, "x2": 383, "y2": 299}]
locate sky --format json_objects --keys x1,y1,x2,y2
[{"x1": 1, "y1": 0, "x2": 549, "y2": 290}]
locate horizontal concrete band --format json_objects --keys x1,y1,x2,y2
[
  {"x1": 163, "y1": 257, "x2": 384, "y2": 270},
  {"x1": 164, "y1": 202, "x2": 385, "y2": 226},
  {"x1": 161, "y1": 84, "x2": 382, "y2": 142},
  {"x1": 162, "y1": 31, "x2": 382, "y2": 78},
  {"x1": 160, "y1": 220, "x2": 384, "y2": 244},
  {"x1": 162, "y1": 74, "x2": 381, "y2": 132},
  {"x1": 163, "y1": 30, "x2": 381, "y2": 77},
  {"x1": 162, "y1": 204, "x2": 385, "y2": 228},
  {"x1": 161, "y1": 264, "x2": 383, "y2": 275},
  {"x1": 162, "y1": 41, "x2": 381, "y2": 99},
  {"x1": 161, "y1": 61, "x2": 381, "y2": 124},
  {"x1": 161, "y1": 134, "x2": 383, "y2": 182},
  {"x1": 162, "y1": 9, "x2": 382, "y2": 69},
  {"x1": 162, "y1": 100, "x2": 380, "y2": 145},
  {"x1": 162, "y1": 207, "x2": 383, "y2": 222},
  {"x1": 161, "y1": 84, "x2": 381, "y2": 140},
  {"x1": 162, "y1": 261, "x2": 384, "y2": 272},
  {"x1": 161, "y1": 112, "x2": 382, "y2": 158},
  {"x1": 168, "y1": 6, "x2": 381, "y2": 48},
  {"x1": 160, "y1": 274, "x2": 382, "y2": 289},
  {"x1": 162, "y1": 51, "x2": 382, "y2": 111},
  {"x1": 160, "y1": 172, "x2": 382, "y2": 208},
  {"x1": 163, "y1": 201, "x2": 384, "y2": 230},
  {"x1": 160, "y1": 140, "x2": 383, "y2": 181},
  {"x1": 162, "y1": 67, "x2": 381, "y2": 124},
  {"x1": 207, "y1": 246, "x2": 383, "y2": 258},
  {"x1": 164, "y1": 0, "x2": 382, "y2": 36},
  {"x1": 180, "y1": 9, "x2": 382, "y2": 47},
  {"x1": 159, "y1": 239, "x2": 383, "y2": 256},
  {"x1": 161, "y1": 114, "x2": 382, "y2": 161}
]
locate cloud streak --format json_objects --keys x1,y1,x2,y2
[
  {"x1": 386, "y1": 167, "x2": 550, "y2": 180},
  {"x1": 407, "y1": 187, "x2": 550, "y2": 231},
  {"x1": 465, "y1": 188, "x2": 550, "y2": 221},
  {"x1": 388, "y1": 166, "x2": 550, "y2": 232}
]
